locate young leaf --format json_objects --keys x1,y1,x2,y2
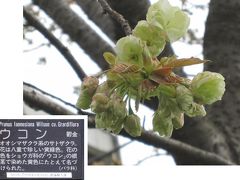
[
  {"x1": 162, "y1": 57, "x2": 209, "y2": 68},
  {"x1": 151, "y1": 67, "x2": 173, "y2": 77},
  {"x1": 149, "y1": 71, "x2": 183, "y2": 84},
  {"x1": 111, "y1": 63, "x2": 140, "y2": 73},
  {"x1": 103, "y1": 52, "x2": 116, "y2": 65}
]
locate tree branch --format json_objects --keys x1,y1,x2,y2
[
  {"x1": 24, "y1": 86, "x2": 75, "y2": 115},
  {"x1": 89, "y1": 140, "x2": 133, "y2": 165},
  {"x1": 33, "y1": 0, "x2": 114, "y2": 70},
  {"x1": 23, "y1": 83, "x2": 95, "y2": 119},
  {"x1": 24, "y1": 7, "x2": 87, "y2": 81},
  {"x1": 90, "y1": 120, "x2": 235, "y2": 165},
  {"x1": 98, "y1": 0, "x2": 132, "y2": 36},
  {"x1": 106, "y1": 0, "x2": 150, "y2": 40},
  {"x1": 23, "y1": 84, "x2": 235, "y2": 165},
  {"x1": 23, "y1": 81, "x2": 79, "y2": 111},
  {"x1": 135, "y1": 151, "x2": 167, "y2": 165},
  {"x1": 75, "y1": 0, "x2": 116, "y2": 41}
]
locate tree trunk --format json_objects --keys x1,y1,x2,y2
[{"x1": 172, "y1": 0, "x2": 240, "y2": 164}]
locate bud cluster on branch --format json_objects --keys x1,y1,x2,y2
[{"x1": 76, "y1": 0, "x2": 225, "y2": 137}]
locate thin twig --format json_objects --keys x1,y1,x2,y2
[
  {"x1": 23, "y1": 81, "x2": 93, "y2": 116},
  {"x1": 98, "y1": 0, "x2": 132, "y2": 35},
  {"x1": 135, "y1": 151, "x2": 167, "y2": 165},
  {"x1": 88, "y1": 140, "x2": 133, "y2": 164},
  {"x1": 23, "y1": 43, "x2": 50, "y2": 53},
  {"x1": 23, "y1": 8, "x2": 87, "y2": 80}
]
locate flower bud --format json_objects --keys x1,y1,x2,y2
[
  {"x1": 90, "y1": 93, "x2": 109, "y2": 113},
  {"x1": 95, "y1": 113, "x2": 108, "y2": 129},
  {"x1": 82, "y1": 76, "x2": 99, "y2": 95},
  {"x1": 158, "y1": 84, "x2": 176, "y2": 98},
  {"x1": 95, "y1": 111, "x2": 125, "y2": 134},
  {"x1": 76, "y1": 76, "x2": 99, "y2": 109},
  {"x1": 172, "y1": 113, "x2": 184, "y2": 129},
  {"x1": 176, "y1": 85, "x2": 206, "y2": 117},
  {"x1": 191, "y1": 71, "x2": 225, "y2": 105},
  {"x1": 115, "y1": 35, "x2": 144, "y2": 67},
  {"x1": 124, "y1": 114, "x2": 142, "y2": 137},
  {"x1": 109, "y1": 94, "x2": 127, "y2": 119},
  {"x1": 176, "y1": 85, "x2": 194, "y2": 112},
  {"x1": 133, "y1": 20, "x2": 166, "y2": 57},
  {"x1": 153, "y1": 108, "x2": 173, "y2": 137},
  {"x1": 95, "y1": 81, "x2": 114, "y2": 97},
  {"x1": 185, "y1": 103, "x2": 206, "y2": 117},
  {"x1": 109, "y1": 115, "x2": 125, "y2": 134},
  {"x1": 76, "y1": 88, "x2": 92, "y2": 109},
  {"x1": 146, "y1": 0, "x2": 190, "y2": 42}
]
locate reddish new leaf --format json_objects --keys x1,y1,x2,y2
[
  {"x1": 151, "y1": 67, "x2": 173, "y2": 77},
  {"x1": 162, "y1": 57, "x2": 209, "y2": 68},
  {"x1": 111, "y1": 64, "x2": 140, "y2": 73}
]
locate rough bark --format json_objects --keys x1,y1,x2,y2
[
  {"x1": 33, "y1": 0, "x2": 113, "y2": 70},
  {"x1": 172, "y1": 0, "x2": 240, "y2": 164},
  {"x1": 107, "y1": 0, "x2": 150, "y2": 40},
  {"x1": 75, "y1": 0, "x2": 151, "y2": 43},
  {"x1": 75, "y1": 0, "x2": 116, "y2": 41},
  {"x1": 23, "y1": 86, "x2": 75, "y2": 115},
  {"x1": 24, "y1": 8, "x2": 86, "y2": 80},
  {"x1": 204, "y1": 0, "x2": 240, "y2": 163}
]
